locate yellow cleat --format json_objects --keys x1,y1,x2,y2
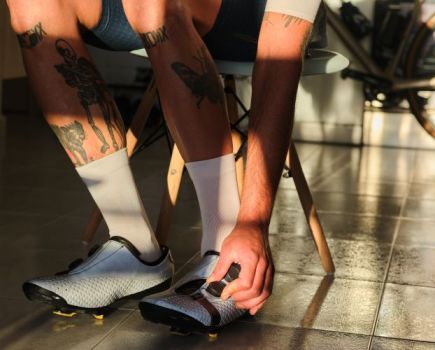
[
  {"x1": 93, "y1": 314, "x2": 104, "y2": 320},
  {"x1": 208, "y1": 332, "x2": 218, "y2": 341},
  {"x1": 53, "y1": 310, "x2": 77, "y2": 318}
]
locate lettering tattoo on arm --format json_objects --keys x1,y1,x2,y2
[
  {"x1": 171, "y1": 45, "x2": 224, "y2": 108},
  {"x1": 139, "y1": 26, "x2": 169, "y2": 49},
  {"x1": 50, "y1": 121, "x2": 88, "y2": 167},
  {"x1": 17, "y1": 22, "x2": 47, "y2": 49},
  {"x1": 53, "y1": 39, "x2": 125, "y2": 154},
  {"x1": 281, "y1": 15, "x2": 304, "y2": 27},
  {"x1": 263, "y1": 14, "x2": 312, "y2": 54}
]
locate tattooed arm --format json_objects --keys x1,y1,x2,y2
[{"x1": 209, "y1": 12, "x2": 315, "y2": 315}]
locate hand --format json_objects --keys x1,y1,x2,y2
[{"x1": 207, "y1": 223, "x2": 274, "y2": 315}]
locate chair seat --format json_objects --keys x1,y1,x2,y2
[{"x1": 130, "y1": 48, "x2": 349, "y2": 77}]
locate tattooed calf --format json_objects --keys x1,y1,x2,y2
[
  {"x1": 53, "y1": 39, "x2": 125, "y2": 154},
  {"x1": 17, "y1": 22, "x2": 47, "y2": 49},
  {"x1": 50, "y1": 121, "x2": 88, "y2": 166},
  {"x1": 139, "y1": 26, "x2": 169, "y2": 50},
  {"x1": 171, "y1": 46, "x2": 224, "y2": 108}
]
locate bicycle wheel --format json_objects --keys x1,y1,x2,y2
[{"x1": 405, "y1": 14, "x2": 435, "y2": 138}]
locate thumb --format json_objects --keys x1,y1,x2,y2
[{"x1": 207, "y1": 254, "x2": 233, "y2": 283}]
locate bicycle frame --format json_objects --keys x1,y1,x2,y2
[{"x1": 325, "y1": 0, "x2": 435, "y2": 91}]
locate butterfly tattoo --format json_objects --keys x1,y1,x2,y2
[{"x1": 171, "y1": 46, "x2": 224, "y2": 108}]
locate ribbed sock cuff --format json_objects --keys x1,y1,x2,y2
[{"x1": 76, "y1": 148, "x2": 128, "y2": 179}]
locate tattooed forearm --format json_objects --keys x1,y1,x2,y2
[
  {"x1": 50, "y1": 121, "x2": 88, "y2": 166},
  {"x1": 53, "y1": 39, "x2": 125, "y2": 154},
  {"x1": 139, "y1": 26, "x2": 169, "y2": 50},
  {"x1": 17, "y1": 22, "x2": 47, "y2": 49},
  {"x1": 171, "y1": 46, "x2": 224, "y2": 108},
  {"x1": 281, "y1": 15, "x2": 304, "y2": 28}
]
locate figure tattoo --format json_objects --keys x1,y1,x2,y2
[
  {"x1": 53, "y1": 39, "x2": 125, "y2": 153},
  {"x1": 139, "y1": 26, "x2": 169, "y2": 50},
  {"x1": 281, "y1": 15, "x2": 304, "y2": 28},
  {"x1": 17, "y1": 22, "x2": 47, "y2": 49},
  {"x1": 50, "y1": 121, "x2": 88, "y2": 166},
  {"x1": 171, "y1": 46, "x2": 224, "y2": 108}
]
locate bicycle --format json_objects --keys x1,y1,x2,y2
[{"x1": 325, "y1": 0, "x2": 435, "y2": 138}]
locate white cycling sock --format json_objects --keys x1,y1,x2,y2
[
  {"x1": 186, "y1": 154, "x2": 240, "y2": 255},
  {"x1": 76, "y1": 148, "x2": 161, "y2": 262}
]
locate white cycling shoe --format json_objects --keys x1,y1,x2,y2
[
  {"x1": 23, "y1": 236, "x2": 174, "y2": 318},
  {"x1": 139, "y1": 251, "x2": 246, "y2": 334}
]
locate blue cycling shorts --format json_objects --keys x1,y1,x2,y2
[{"x1": 82, "y1": 0, "x2": 266, "y2": 61}]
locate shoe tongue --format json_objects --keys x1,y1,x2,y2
[
  {"x1": 110, "y1": 236, "x2": 141, "y2": 257},
  {"x1": 204, "y1": 250, "x2": 220, "y2": 257},
  {"x1": 109, "y1": 236, "x2": 168, "y2": 266}
]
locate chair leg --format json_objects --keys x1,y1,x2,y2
[
  {"x1": 81, "y1": 76, "x2": 158, "y2": 245},
  {"x1": 224, "y1": 75, "x2": 244, "y2": 197},
  {"x1": 155, "y1": 144, "x2": 185, "y2": 245},
  {"x1": 126, "y1": 77, "x2": 157, "y2": 157},
  {"x1": 287, "y1": 142, "x2": 335, "y2": 274}
]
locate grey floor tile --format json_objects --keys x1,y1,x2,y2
[
  {"x1": 408, "y1": 182, "x2": 435, "y2": 200},
  {"x1": 165, "y1": 226, "x2": 201, "y2": 270},
  {"x1": 371, "y1": 337, "x2": 435, "y2": 350},
  {"x1": 396, "y1": 219, "x2": 435, "y2": 247},
  {"x1": 403, "y1": 198, "x2": 435, "y2": 219},
  {"x1": 0, "y1": 297, "x2": 132, "y2": 350},
  {"x1": 251, "y1": 273, "x2": 381, "y2": 335},
  {"x1": 413, "y1": 151, "x2": 435, "y2": 184},
  {"x1": 387, "y1": 246, "x2": 435, "y2": 288},
  {"x1": 314, "y1": 177, "x2": 408, "y2": 198},
  {"x1": 0, "y1": 166, "x2": 84, "y2": 192},
  {"x1": 2, "y1": 112, "x2": 434, "y2": 348},
  {"x1": 270, "y1": 235, "x2": 390, "y2": 282},
  {"x1": 275, "y1": 190, "x2": 403, "y2": 217},
  {"x1": 356, "y1": 147, "x2": 415, "y2": 183},
  {"x1": 0, "y1": 212, "x2": 60, "y2": 240},
  {"x1": 7, "y1": 215, "x2": 108, "y2": 252},
  {"x1": 375, "y1": 283, "x2": 435, "y2": 342},
  {"x1": 94, "y1": 312, "x2": 369, "y2": 350},
  {"x1": 0, "y1": 186, "x2": 89, "y2": 216},
  {"x1": 270, "y1": 209, "x2": 397, "y2": 243},
  {"x1": 0, "y1": 249, "x2": 86, "y2": 298}
]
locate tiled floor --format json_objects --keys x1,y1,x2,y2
[{"x1": 1, "y1": 112, "x2": 435, "y2": 349}]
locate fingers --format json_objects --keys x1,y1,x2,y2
[
  {"x1": 207, "y1": 253, "x2": 233, "y2": 284},
  {"x1": 230, "y1": 259, "x2": 267, "y2": 302},
  {"x1": 236, "y1": 264, "x2": 274, "y2": 314},
  {"x1": 249, "y1": 300, "x2": 266, "y2": 315},
  {"x1": 221, "y1": 255, "x2": 259, "y2": 300}
]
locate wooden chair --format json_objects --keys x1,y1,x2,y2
[{"x1": 83, "y1": 49, "x2": 349, "y2": 275}]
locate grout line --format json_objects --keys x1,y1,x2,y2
[
  {"x1": 373, "y1": 335, "x2": 435, "y2": 346},
  {"x1": 367, "y1": 151, "x2": 416, "y2": 350},
  {"x1": 91, "y1": 310, "x2": 136, "y2": 350}
]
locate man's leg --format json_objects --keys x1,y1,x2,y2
[
  {"x1": 122, "y1": 0, "x2": 247, "y2": 332},
  {"x1": 123, "y1": 0, "x2": 240, "y2": 255},
  {"x1": 6, "y1": 0, "x2": 160, "y2": 261}
]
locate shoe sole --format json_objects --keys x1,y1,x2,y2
[
  {"x1": 23, "y1": 278, "x2": 172, "y2": 319},
  {"x1": 139, "y1": 301, "x2": 218, "y2": 334}
]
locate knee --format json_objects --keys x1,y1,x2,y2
[
  {"x1": 6, "y1": 0, "x2": 63, "y2": 33},
  {"x1": 123, "y1": 0, "x2": 191, "y2": 33}
]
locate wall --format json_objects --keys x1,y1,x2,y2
[
  {"x1": 0, "y1": 2, "x2": 27, "y2": 113},
  {"x1": 293, "y1": 0, "x2": 376, "y2": 145},
  {"x1": 0, "y1": 2, "x2": 25, "y2": 80}
]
